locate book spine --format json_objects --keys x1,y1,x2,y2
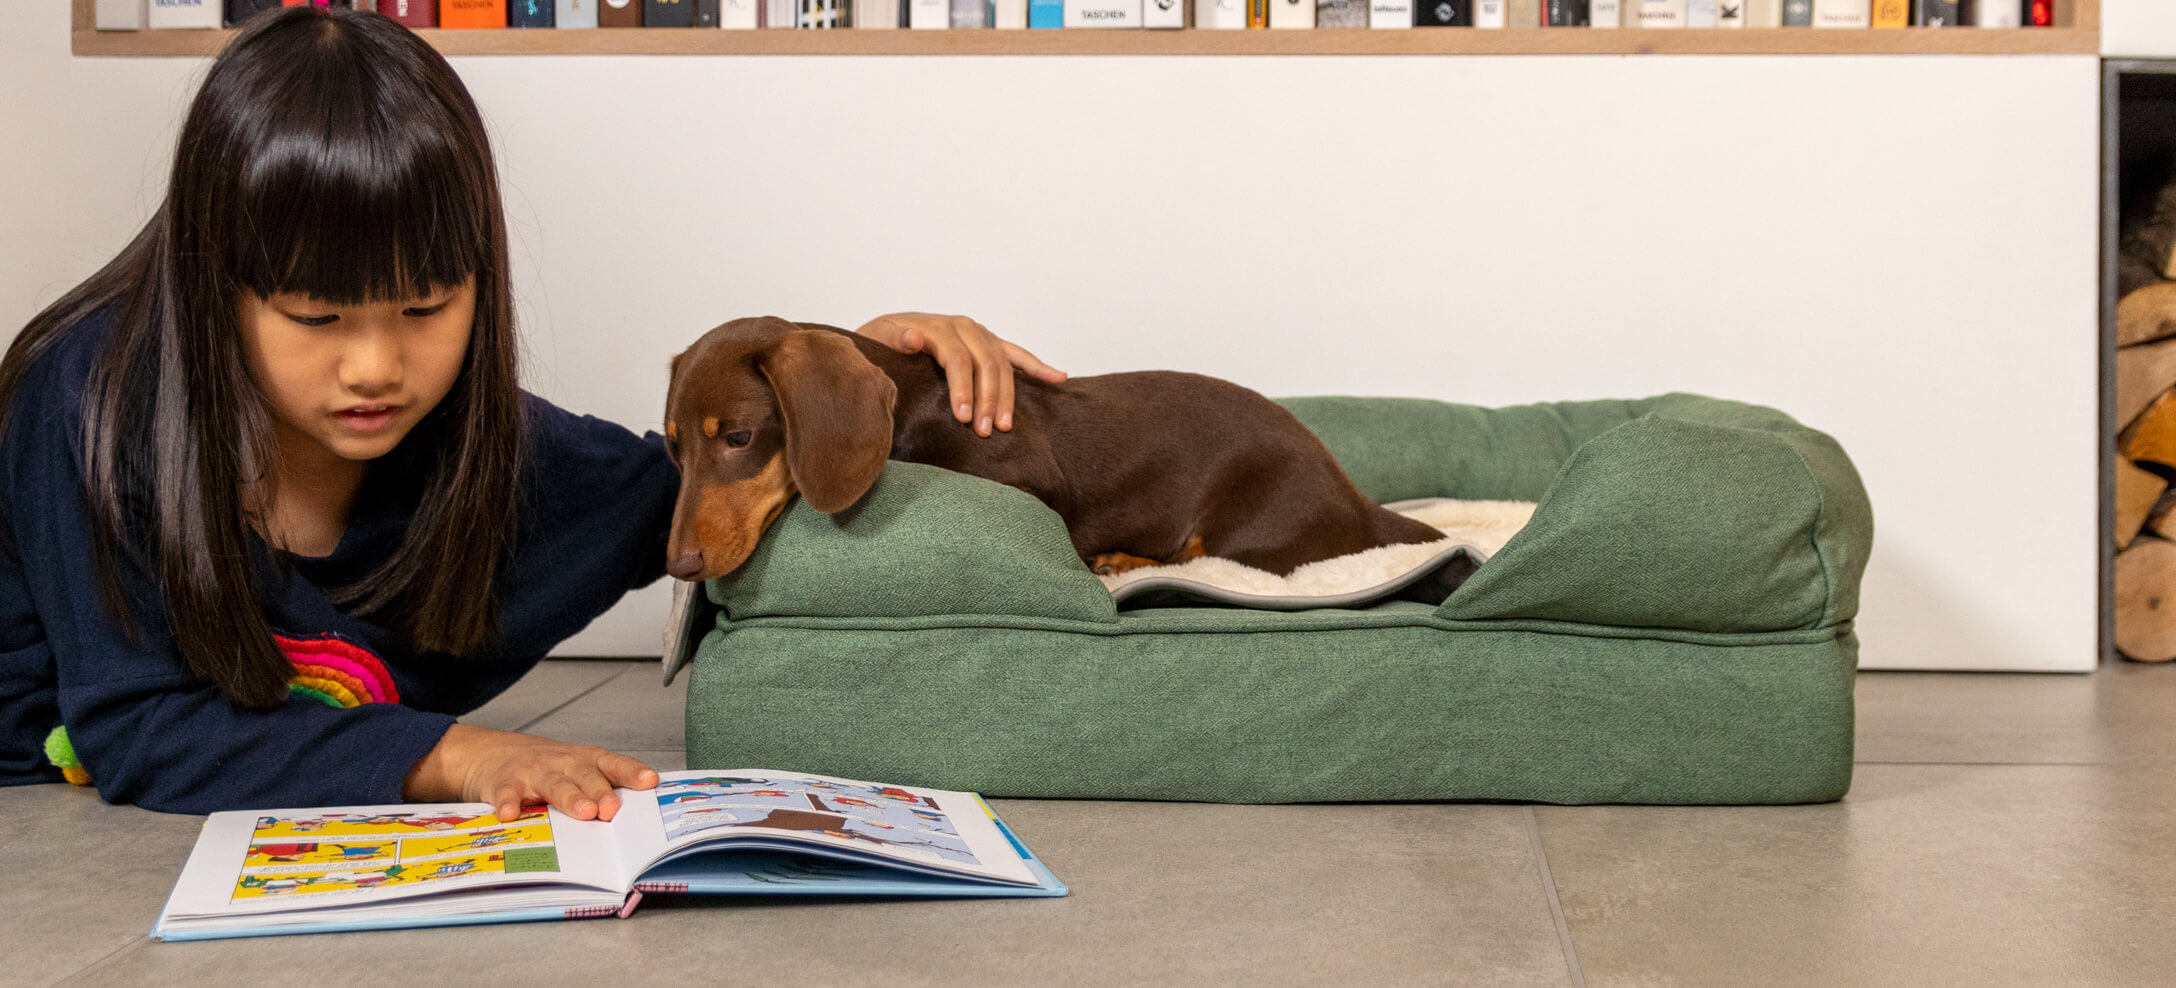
[
  {"x1": 1475, "y1": 0, "x2": 1504, "y2": 26},
  {"x1": 1247, "y1": 0, "x2": 1266, "y2": 25},
  {"x1": 721, "y1": 0, "x2": 758, "y2": 24},
  {"x1": 908, "y1": 0, "x2": 945, "y2": 24},
  {"x1": 1780, "y1": 0, "x2": 1806, "y2": 23},
  {"x1": 440, "y1": 0, "x2": 507, "y2": 25},
  {"x1": 555, "y1": 0, "x2": 598, "y2": 26},
  {"x1": 2025, "y1": 0, "x2": 2048, "y2": 25},
  {"x1": 1544, "y1": 0, "x2": 1588, "y2": 24},
  {"x1": 645, "y1": 0, "x2": 694, "y2": 23},
  {"x1": 1686, "y1": 0, "x2": 1714, "y2": 25},
  {"x1": 1144, "y1": 0, "x2": 1184, "y2": 26},
  {"x1": 1270, "y1": 0, "x2": 1314, "y2": 26},
  {"x1": 1196, "y1": 0, "x2": 1244, "y2": 25},
  {"x1": 1368, "y1": 0, "x2": 1411, "y2": 25},
  {"x1": 223, "y1": 0, "x2": 280, "y2": 26},
  {"x1": 99, "y1": 0, "x2": 147, "y2": 29},
  {"x1": 1869, "y1": 0, "x2": 1904, "y2": 25},
  {"x1": 1633, "y1": 0, "x2": 1682, "y2": 27},
  {"x1": 1507, "y1": 0, "x2": 1537, "y2": 24},
  {"x1": 771, "y1": 0, "x2": 801, "y2": 25},
  {"x1": 1811, "y1": 0, "x2": 1866, "y2": 26},
  {"x1": 802, "y1": 0, "x2": 844, "y2": 22},
  {"x1": 1316, "y1": 0, "x2": 1365, "y2": 25},
  {"x1": 510, "y1": 0, "x2": 554, "y2": 25},
  {"x1": 1029, "y1": 0, "x2": 1064, "y2": 22},
  {"x1": 150, "y1": 0, "x2": 224, "y2": 28},
  {"x1": 1972, "y1": 2, "x2": 2018, "y2": 27},
  {"x1": 694, "y1": 0, "x2": 720, "y2": 23},
  {"x1": 1717, "y1": 0, "x2": 1742, "y2": 26},
  {"x1": 600, "y1": 0, "x2": 641, "y2": 23},
  {"x1": 1067, "y1": 0, "x2": 1141, "y2": 24},
  {"x1": 1744, "y1": 0, "x2": 1778, "y2": 24},
  {"x1": 1414, "y1": 0, "x2": 1471, "y2": 24},
  {"x1": 994, "y1": 0, "x2": 1030, "y2": 25},
  {"x1": 1911, "y1": 0, "x2": 1956, "y2": 25},
  {"x1": 948, "y1": 0, "x2": 986, "y2": 24},
  {"x1": 1591, "y1": 0, "x2": 1619, "y2": 25}
]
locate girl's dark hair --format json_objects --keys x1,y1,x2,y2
[{"x1": 0, "y1": 6, "x2": 522, "y2": 708}]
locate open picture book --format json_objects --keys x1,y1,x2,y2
[{"x1": 154, "y1": 769, "x2": 1065, "y2": 942}]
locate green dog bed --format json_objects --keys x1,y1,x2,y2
[{"x1": 678, "y1": 393, "x2": 1872, "y2": 805}]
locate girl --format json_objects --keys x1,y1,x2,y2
[{"x1": 0, "y1": 5, "x2": 1061, "y2": 822}]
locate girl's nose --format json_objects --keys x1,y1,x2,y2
[{"x1": 341, "y1": 327, "x2": 403, "y2": 395}]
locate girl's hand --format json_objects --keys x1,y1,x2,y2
[
  {"x1": 404, "y1": 724, "x2": 660, "y2": 822},
  {"x1": 856, "y1": 312, "x2": 1067, "y2": 438}
]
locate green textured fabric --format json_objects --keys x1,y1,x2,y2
[
  {"x1": 712, "y1": 462, "x2": 1115, "y2": 624},
  {"x1": 686, "y1": 393, "x2": 1872, "y2": 805}
]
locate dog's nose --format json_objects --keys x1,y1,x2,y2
[{"x1": 667, "y1": 550, "x2": 706, "y2": 582}]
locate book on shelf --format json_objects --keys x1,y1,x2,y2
[
  {"x1": 948, "y1": 0, "x2": 985, "y2": 26},
  {"x1": 1248, "y1": 0, "x2": 1266, "y2": 26},
  {"x1": 1544, "y1": 0, "x2": 1590, "y2": 25},
  {"x1": 151, "y1": 770, "x2": 1065, "y2": 942},
  {"x1": 908, "y1": 0, "x2": 945, "y2": 25},
  {"x1": 1687, "y1": 0, "x2": 1715, "y2": 26},
  {"x1": 1369, "y1": 0, "x2": 1412, "y2": 26},
  {"x1": 1030, "y1": 0, "x2": 1064, "y2": 24},
  {"x1": 1718, "y1": 0, "x2": 1744, "y2": 26},
  {"x1": 1144, "y1": 0, "x2": 1184, "y2": 27},
  {"x1": 1972, "y1": 0, "x2": 2017, "y2": 26},
  {"x1": 599, "y1": 0, "x2": 641, "y2": 24},
  {"x1": 771, "y1": 0, "x2": 801, "y2": 26},
  {"x1": 1414, "y1": 0, "x2": 1472, "y2": 25},
  {"x1": 1476, "y1": 0, "x2": 1504, "y2": 26},
  {"x1": 1781, "y1": 0, "x2": 1809, "y2": 24},
  {"x1": 1634, "y1": 0, "x2": 1684, "y2": 28},
  {"x1": 1812, "y1": 0, "x2": 1866, "y2": 26},
  {"x1": 1066, "y1": 0, "x2": 1142, "y2": 25},
  {"x1": 2025, "y1": 0, "x2": 2049, "y2": 25},
  {"x1": 694, "y1": 0, "x2": 720, "y2": 25},
  {"x1": 1272, "y1": 0, "x2": 1316, "y2": 27},
  {"x1": 1591, "y1": 0, "x2": 1619, "y2": 26},
  {"x1": 1317, "y1": 0, "x2": 1366, "y2": 26},
  {"x1": 1913, "y1": 0, "x2": 1957, "y2": 25},
  {"x1": 802, "y1": 0, "x2": 846, "y2": 25},
  {"x1": 1198, "y1": 0, "x2": 1247, "y2": 26},
  {"x1": 644, "y1": 0, "x2": 693, "y2": 24},
  {"x1": 150, "y1": 0, "x2": 223, "y2": 28},
  {"x1": 98, "y1": 0, "x2": 147, "y2": 29},
  {"x1": 1870, "y1": 0, "x2": 1904, "y2": 25},
  {"x1": 223, "y1": 0, "x2": 283, "y2": 27},
  {"x1": 555, "y1": 0, "x2": 598, "y2": 27},
  {"x1": 1744, "y1": 0, "x2": 1779, "y2": 25},
  {"x1": 721, "y1": 0, "x2": 758, "y2": 25},
  {"x1": 1508, "y1": 0, "x2": 1537, "y2": 25},
  {"x1": 441, "y1": 0, "x2": 507, "y2": 27},
  {"x1": 510, "y1": 0, "x2": 554, "y2": 25}
]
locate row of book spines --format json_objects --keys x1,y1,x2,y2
[{"x1": 109, "y1": 0, "x2": 2053, "y2": 29}]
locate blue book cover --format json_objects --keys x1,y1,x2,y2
[
  {"x1": 1028, "y1": 0, "x2": 1063, "y2": 25},
  {"x1": 512, "y1": 0, "x2": 558, "y2": 24}
]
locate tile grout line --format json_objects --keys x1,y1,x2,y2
[
  {"x1": 512, "y1": 663, "x2": 642, "y2": 734},
  {"x1": 53, "y1": 934, "x2": 149, "y2": 986},
  {"x1": 1524, "y1": 807, "x2": 1588, "y2": 988}
]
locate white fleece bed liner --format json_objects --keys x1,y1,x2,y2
[{"x1": 1096, "y1": 498, "x2": 1537, "y2": 610}]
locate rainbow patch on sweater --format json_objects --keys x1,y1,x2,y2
[{"x1": 49, "y1": 633, "x2": 399, "y2": 786}]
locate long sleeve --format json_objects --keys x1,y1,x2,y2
[{"x1": 3, "y1": 335, "x2": 454, "y2": 813}]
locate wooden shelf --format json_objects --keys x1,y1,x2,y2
[
  {"x1": 68, "y1": 0, "x2": 2101, "y2": 57},
  {"x1": 71, "y1": 24, "x2": 2101, "y2": 57}
]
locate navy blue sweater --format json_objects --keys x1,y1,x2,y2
[{"x1": 0, "y1": 308, "x2": 679, "y2": 813}]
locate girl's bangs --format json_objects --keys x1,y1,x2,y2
[{"x1": 222, "y1": 49, "x2": 490, "y2": 306}]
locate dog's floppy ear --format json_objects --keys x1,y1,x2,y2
[{"x1": 757, "y1": 330, "x2": 898, "y2": 514}]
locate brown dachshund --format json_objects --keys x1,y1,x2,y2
[{"x1": 661, "y1": 316, "x2": 1446, "y2": 585}]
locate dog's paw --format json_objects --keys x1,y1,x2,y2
[{"x1": 1090, "y1": 552, "x2": 1162, "y2": 576}]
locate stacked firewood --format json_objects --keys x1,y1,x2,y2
[{"x1": 2114, "y1": 189, "x2": 2176, "y2": 661}]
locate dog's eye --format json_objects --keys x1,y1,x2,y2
[{"x1": 725, "y1": 431, "x2": 752, "y2": 448}]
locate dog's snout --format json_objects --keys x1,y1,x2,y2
[{"x1": 667, "y1": 550, "x2": 706, "y2": 582}]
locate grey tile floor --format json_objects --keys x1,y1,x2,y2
[{"x1": 9, "y1": 661, "x2": 2175, "y2": 987}]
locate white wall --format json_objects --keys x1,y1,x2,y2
[
  {"x1": 3, "y1": 5, "x2": 2102, "y2": 670},
  {"x1": 2104, "y1": 0, "x2": 2176, "y2": 58}
]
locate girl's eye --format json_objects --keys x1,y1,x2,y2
[
  {"x1": 725, "y1": 431, "x2": 752, "y2": 448},
  {"x1": 286, "y1": 312, "x2": 338, "y2": 328},
  {"x1": 403, "y1": 301, "x2": 451, "y2": 318}
]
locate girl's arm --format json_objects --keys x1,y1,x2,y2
[{"x1": 855, "y1": 313, "x2": 1067, "y2": 438}]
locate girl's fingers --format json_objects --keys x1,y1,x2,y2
[
  {"x1": 491, "y1": 782, "x2": 526, "y2": 824},
  {"x1": 994, "y1": 342, "x2": 1016, "y2": 433},
  {"x1": 967, "y1": 328, "x2": 1003, "y2": 437},
  {"x1": 539, "y1": 772, "x2": 597, "y2": 820},
  {"x1": 1004, "y1": 341, "x2": 1068, "y2": 384},
  {"x1": 601, "y1": 751, "x2": 660, "y2": 790},
  {"x1": 938, "y1": 347, "x2": 976, "y2": 424}
]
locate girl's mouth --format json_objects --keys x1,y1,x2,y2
[{"x1": 334, "y1": 405, "x2": 401, "y2": 433}]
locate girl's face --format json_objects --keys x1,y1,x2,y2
[{"x1": 238, "y1": 275, "x2": 475, "y2": 466}]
